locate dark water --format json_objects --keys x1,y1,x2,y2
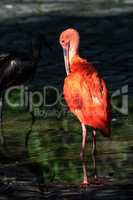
[
  {"x1": 0, "y1": 1, "x2": 133, "y2": 92},
  {"x1": 0, "y1": 0, "x2": 133, "y2": 199}
]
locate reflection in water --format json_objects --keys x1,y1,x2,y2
[
  {"x1": 0, "y1": 109, "x2": 133, "y2": 198},
  {"x1": 1, "y1": 112, "x2": 132, "y2": 181}
]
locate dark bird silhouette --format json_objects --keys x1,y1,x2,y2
[{"x1": 0, "y1": 33, "x2": 50, "y2": 148}]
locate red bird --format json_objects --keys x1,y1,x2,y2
[{"x1": 59, "y1": 28, "x2": 111, "y2": 186}]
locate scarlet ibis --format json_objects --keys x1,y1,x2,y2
[
  {"x1": 0, "y1": 33, "x2": 50, "y2": 148},
  {"x1": 59, "y1": 28, "x2": 111, "y2": 186}
]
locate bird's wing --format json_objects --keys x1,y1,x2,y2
[
  {"x1": 64, "y1": 72, "x2": 83, "y2": 110},
  {"x1": 64, "y1": 66, "x2": 108, "y2": 111},
  {"x1": 0, "y1": 49, "x2": 36, "y2": 94},
  {"x1": 0, "y1": 53, "x2": 11, "y2": 59},
  {"x1": 0, "y1": 57, "x2": 19, "y2": 88},
  {"x1": 0, "y1": 53, "x2": 12, "y2": 65},
  {"x1": 82, "y1": 70, "x2": 111, "y2": 135},
  {"x1": 83, "y1": 70, "x2": 109, "y2": 111},
  {"x1": 0, "y1": 57, "x2": 32, "y2": 90},
  {"x1": 64, "y1": 67, "x2": 110, "y2": 135}
]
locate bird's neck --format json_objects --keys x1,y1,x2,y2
[
  {"x1": 69, "y1": 48, "x2": 79, "y2": 65},
  {"x1": 70, "y1": 55, "x2": 91, "y2": 73}
]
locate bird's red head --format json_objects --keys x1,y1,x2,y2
[{"x1": 59, "y1": 28, "x2": 80, "y2": 75}]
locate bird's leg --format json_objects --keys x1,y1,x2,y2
[
  {"x1": 91, "y1": 129, "x2": 96, "y2": 156},
  {"x1": 0, "y1": 95, "x2": 8, "y2": 157},
  {"x1": 25, "y1": 99, "x2": 36, "y2": 147},
  {"x1": 80, "y1": 159, "x2": 90, "y2": 188},
  {"x1": 29, "y1": 104, "x2": 36, "y2": 133},
  {"x1": 80, "y1": 123, "x2": 87, "y2": 160},
  {"x1": 25, "y1": 111, "x2": 35, "y2": 147},
  {"x1": 0, "y1": 96, "x2": 6, "y2": 148},
  {"x1": 80, "y1": 123, "x2": 90, "y2": 187},
  {"x1": 91, "y1": 129, "x2": 100, "y2": 184}
]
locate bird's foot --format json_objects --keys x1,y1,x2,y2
[
  {"x1": 92, "y1": 176, "x2": 103, "y2": 186},
  {"x1": 80, "y1": 181, "x2": 90, "y2": 190}
]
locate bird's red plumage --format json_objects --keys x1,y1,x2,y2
[{"x1": 64, "y1": 56, "x2": 111, "y2": 136}]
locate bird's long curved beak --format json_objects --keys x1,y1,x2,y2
[{"x1": 63, "y1": 44, "x2": 70, "y2": 75}]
